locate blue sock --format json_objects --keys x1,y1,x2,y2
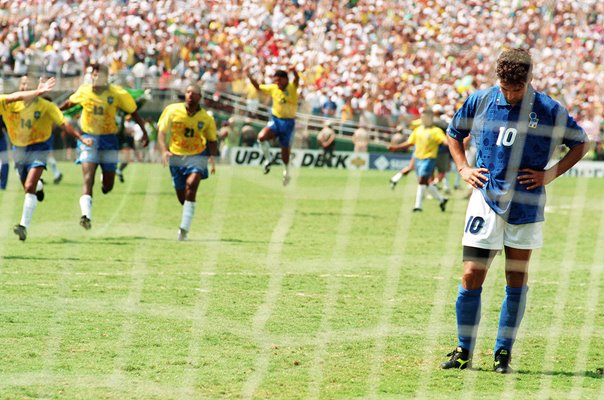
[
  {"x1": 0, "y1": 163, "x2": 8, "y2": 190},
  {"x1": 456, "y1": 284, "x2": 482, "y2": 352},
  {"x1": 495, "y1": 285, "x2": 528, "y2": 353}
]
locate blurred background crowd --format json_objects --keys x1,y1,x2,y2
[{"x1": 1, "y1": 0, "x2": 603, "y2": 150}]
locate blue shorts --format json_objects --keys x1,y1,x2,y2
[
  {"x1": 13, "y1": 139, "x2": 51, "y2": 180},
  {"x1": 76, "y1": 133, "x2": 119, "y2": 172},
  {"x1": 0, "y1": 132, "x2": 7, "y2": 152},
  {"x1": 0, "y1": 132, "x2": 8, "y2": 163},
  {"x1": 169, "y1": 152, "x2": 209, "y2": 191},
  {"x1": 415, "y1": 158, "x2": 436, "y2": 178},
  {"x1": 267, "y1": 115, "x2": 295, "y2": 148}
]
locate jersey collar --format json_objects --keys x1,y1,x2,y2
[
  {"x1": 184, "y1": 102, "x2": 201, "y2": 116},
  {"x1": 495, "y1": 85, "x2": 536, "y2": 108}
]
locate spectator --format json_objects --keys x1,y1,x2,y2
[
  {"x1": 352, "y1": 125, "x2": 369, "y2": 153},
  {"x1": 0, "y1": 0, "x2": 600, "y2": 132},
  {"x1": 241, "y1": 120, "x2": 258, "y2": 148},
  {"x1": 219, "y1": 117, "x2": 242, "y2": 163},
  {"x1": 317, "y1": 120, "x2": 336, "y2": 167},
  {"x1": 321, "y1": 94, "x2": 337, "y2": 118},
  {"x1": 340, "y1": 96, "x2": 356, "y2": 135}
]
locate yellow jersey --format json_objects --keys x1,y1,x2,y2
[
  {"x1": 0, "y1": 96, "x2": 65, "y2": 147},
  {"x1": 157, "y1": 103, "x2": 217, "y2": 156},
  {"x1": 259, "y1": 82, "x2": 298, "y2": 119},
  {"x1": 408, "y1": 125, "x2": 446, "y2": 159},
  {"x1": 69, "y1": 84, "x2": 137, "y2": 135}
]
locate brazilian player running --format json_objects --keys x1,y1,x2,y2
[
  {"x1": 0, "y1": 76, "x2": 91, "y2": 241},
  {"x1": 157, "y1": 84, "x2": 217, "y2": 241},
  {"x1": 60, "y1": 63, "x2": 148, "y2": 230}
]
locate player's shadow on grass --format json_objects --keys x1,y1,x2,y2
[
  {"x1": 298, "y1": 211, "x2": 380, "y2": 219},
  {"x1": 47, "y1": 236, "x2": 289, "y2": 245},
  {"x1": 2, "y1": 255, "x2": 83, "y2": 261},
  {"x1": 46, "y1": 182, "x2": 174, "y2": 197},
  {"x1": 211, "y1": 237, "x2": 291, "y2": 245},
  {"x1": 517, "y1": 369, "x2": 603, "y2": 379},
  {"x1": 46, "y1": 236, "x2": 164, "y2": 245},
  {"x1": 92, "y1": 236, "x2": 167, "y2": 245},
  {"x1": 112, "y1": 191, "x2": 175, "y2": 197},
  {"x1": 471, "y1": 366, "x2": 603, "y2": 379}
]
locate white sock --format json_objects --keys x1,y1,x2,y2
[
  {"x1": 36, "y1": 180, "x2": 43, "y2": 192},
  {"x1": 415, "y1": 185, "x2": 427, "y2": 209},
  {"x1": 49, "y1": 157, "x2": 60, "y2": 178},
  {"x1": 180, "y1": 200, "x2": 196, "y2": 232},
  {"x1": 20, "y1": 193, "x2": 37, "y2": 228},
  {"x1": 428, "y1": 184, "x2": 445, "y2": 202},
  {"x1": 80, "y1": 195, "x2": 92, "y2": 219},
  {"x1": 391, "y1": 172, "x2": 403, "y2": 183},
  {"x1": 442, "y1": 175, "x2": 451, "y2": 191},
  {"x1": 284, "y1": 163, "x2": 289, "y2": 176},
  {"x1": 260, "y1": 141, "x2": 271, "y2": 164}
]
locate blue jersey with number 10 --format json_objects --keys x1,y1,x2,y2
[{"x1": 448, "y1": 85, "x2": 587, "y2": 224}]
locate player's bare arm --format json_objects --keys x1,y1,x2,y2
[
  {"x1": 290, "y1": 66, "x2": 300, "y2": 88},
  {"x1": 247, "y1": 71, "x2": 261, "y2": 91},
  {"x1": 388, "y1": 141, "x2": 413, "y2": 152},
  {"x1": 207, "y1": 140, "x2": 218, "y2": 175},
  {"x1": 447, "y1": 135, "x2": 488, "y2": 188},
  {"x1": 518, "y1": 140, "x2": 590, "y2": 190},
  {"x1": 62, "y1": 122, "x2": 93, "y2": 146},
  {"x1": 157, "y1": 129, "x2": 172, "y2": 167},
  {"x1": 4, "y1": 77, "x2": 56, "y2": 104},
  {"x1": 131, "y1": 110, "x2": 149, "y2": 147},
  {"x1": 59, "y1": 100, "x2": 75, "y2": 111}
]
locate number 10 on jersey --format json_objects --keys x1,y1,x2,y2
[{"x1": 496, "y1": 127, "x2": 517, "y2": 147}]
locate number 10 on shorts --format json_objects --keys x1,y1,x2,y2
[{"x1": 465, "y1": 216, "x2": 485, "y2": 234}]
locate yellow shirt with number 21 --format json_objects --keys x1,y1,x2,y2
[{"x1": 157, "y1": 103, "x2": 217, "y2": 156}]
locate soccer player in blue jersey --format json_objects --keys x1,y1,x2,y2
[{"x1": 442, "y1": 48, "x2": 589, "y2": 373}]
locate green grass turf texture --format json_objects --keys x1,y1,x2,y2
[{"x1": 0, "y1": 162, "x2": 603, "y2": 399}]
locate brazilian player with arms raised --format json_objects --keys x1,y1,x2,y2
[
  {"x1": 442, "y1": 48, "x2": 589, "y2": 373},
  {"x1": 157, "y1": 84, "x2": 217, "y2": 241},
  {"x1": 0, "y1": 76, "x2": 92, "y2": 241},
  {"x1": 60, "y1": 63, "x2": 148, "y2": 230},
  {"x1": 247, "y1": 67, "x2": 299, "y2": 186}
]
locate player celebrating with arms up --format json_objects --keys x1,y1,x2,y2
[
  {"x1": 247, "y1": 67, "x2": 299, "y2": 186},
  {"x1": 0, "y1": 76, "x2": 92, "y2": 241},
  {"x1": 442, "y1": 48, "x2": 589, "y2": 373},
  {"x1": 60, "y1": 63, "x2": 148, "y2": 230},
  {"x1": 157, "y1": 84, "x2": 217, "y2": 241}
]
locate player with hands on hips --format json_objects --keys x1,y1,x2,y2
[{"x1": 442, "y1": 48, "x2": 589, "y2": 374}]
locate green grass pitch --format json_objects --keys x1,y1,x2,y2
[{"x1": 0, "y1": 162, "x2": 603, "y2": 399}]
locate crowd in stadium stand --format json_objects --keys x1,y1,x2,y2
[{"x1": 1, "y1": 0, "x2": 603, "y2": 141}]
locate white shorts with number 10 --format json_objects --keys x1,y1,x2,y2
[{"x1": 462, "y1": 190, "x2": 543, "y2": 250}]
